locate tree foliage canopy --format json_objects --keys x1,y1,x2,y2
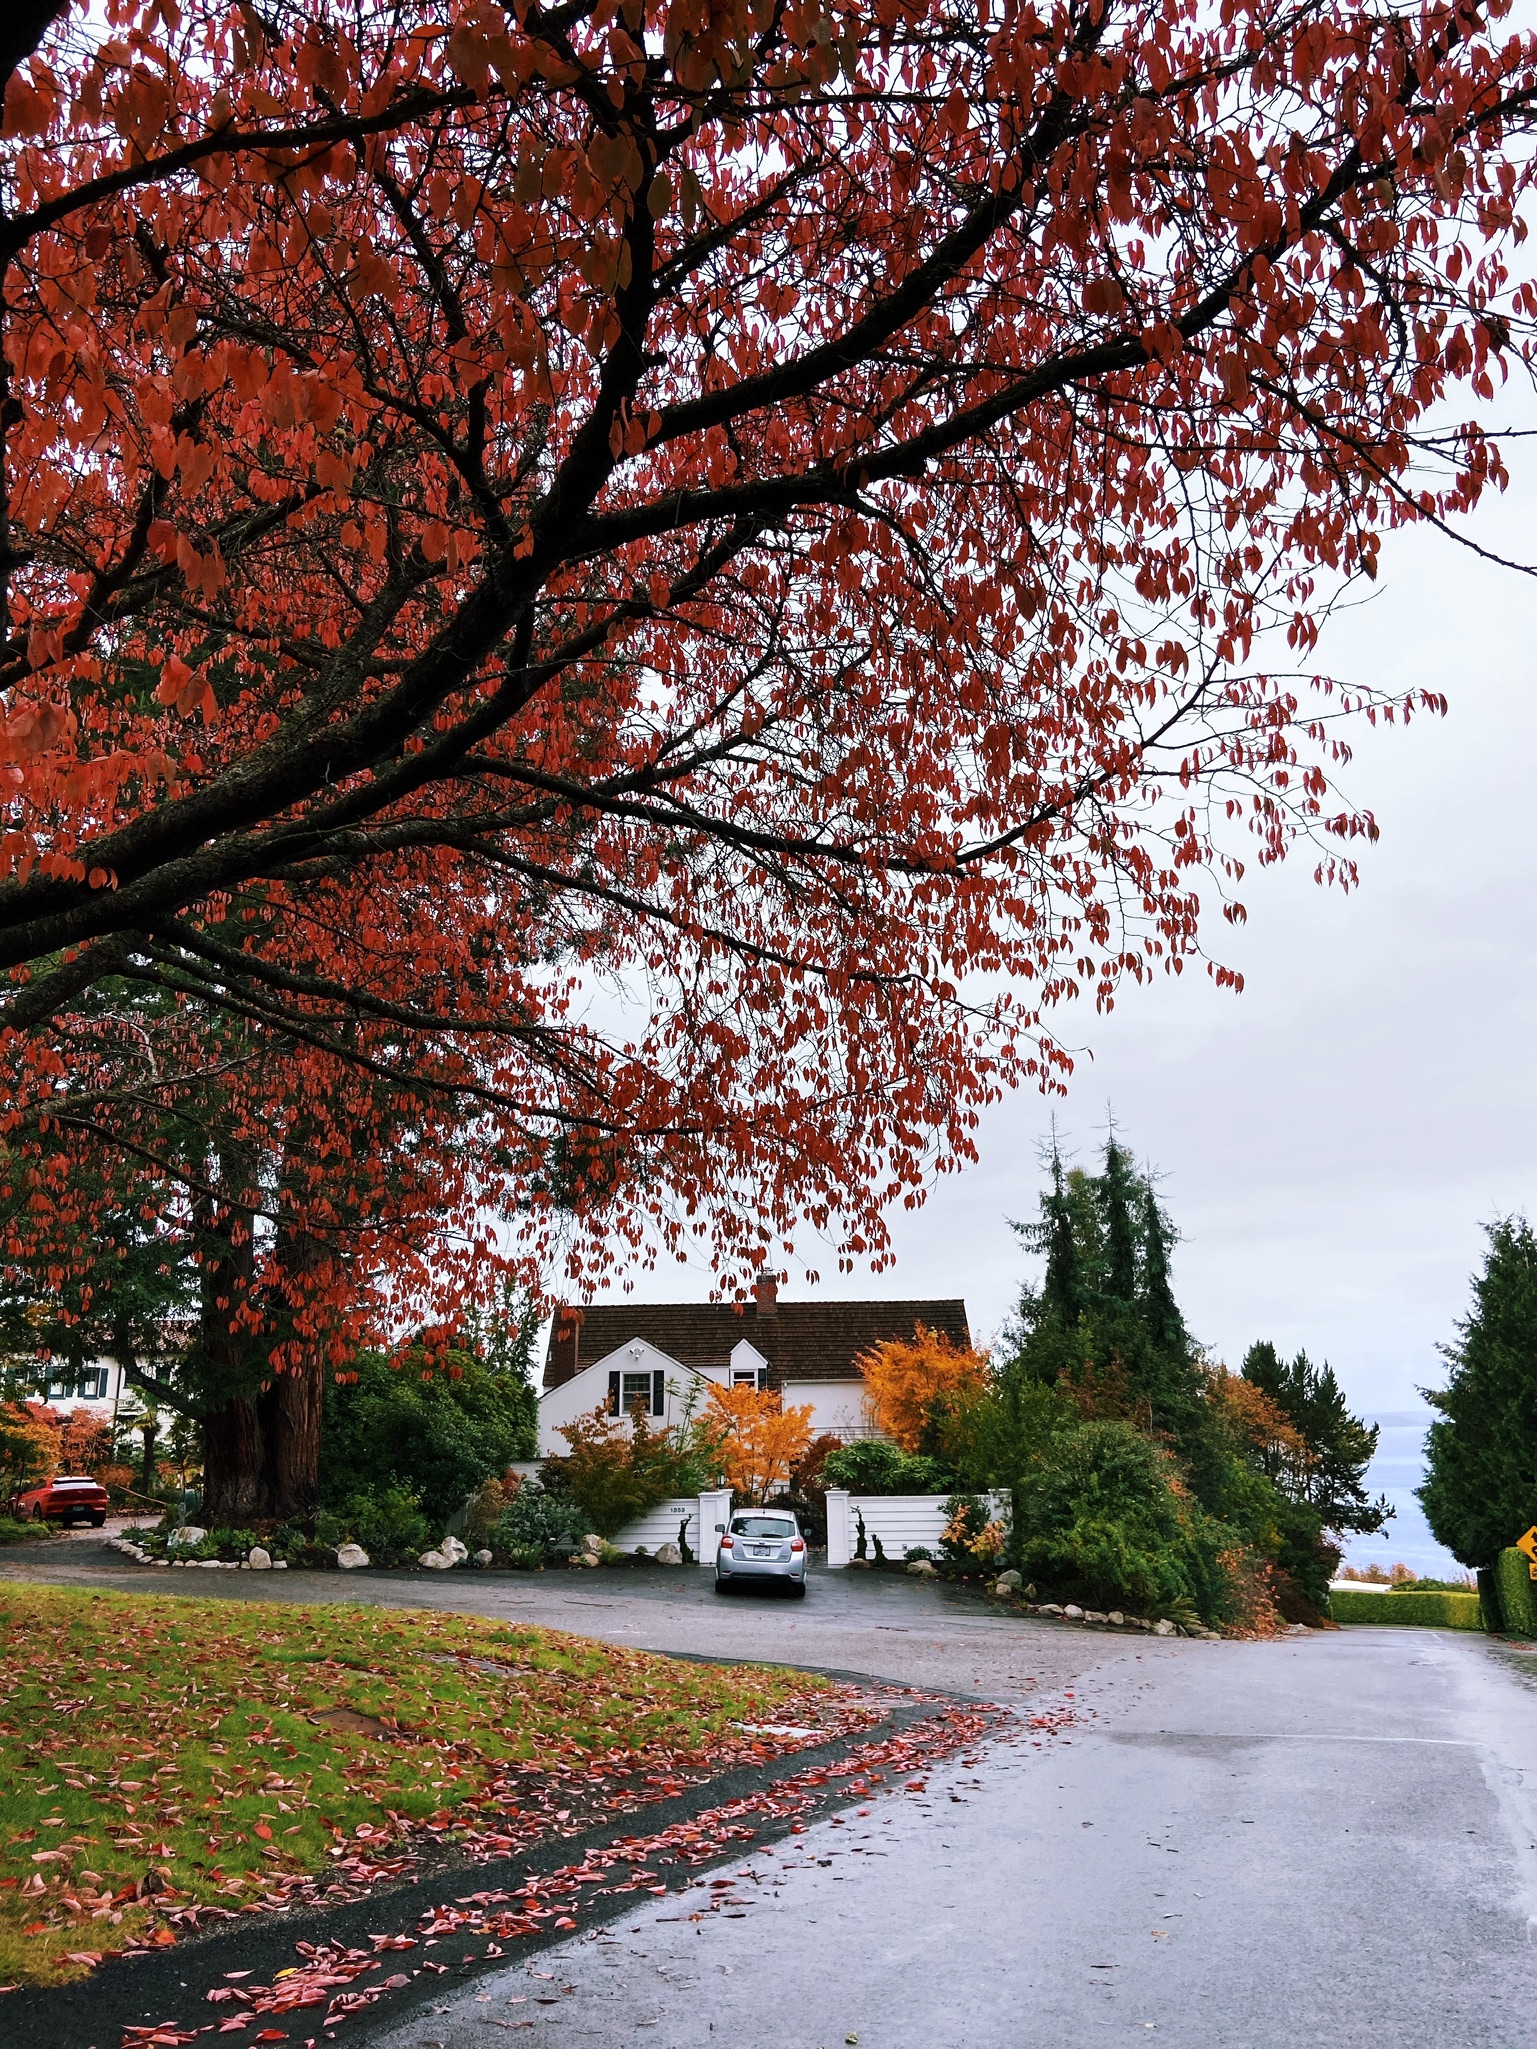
[
  {"x1": 1, "y1": 0, "x2": 1535, "y2": 1345},
  {"x1": 1420, "y1": 1217, "x2": 1537, "y2": 1567}
]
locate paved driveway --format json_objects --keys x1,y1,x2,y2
[{"x1": 0, "y1": 1527, "x2": 1136, "y2": 1698}]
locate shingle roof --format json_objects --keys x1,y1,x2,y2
[{"x1": 543, "y1": 1297, "x2": 971, "y2": 1391}]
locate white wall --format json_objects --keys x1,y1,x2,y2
[
  {"x1": 825, "y1": 1489, "x2": 1010, "y2": 1567},
  {"x1": 780, "y1": 1380, "x2": 878, "y2": 1440},
  {"x1": 610, "y1": 1489, "x2": 732, "y2": 1563}
]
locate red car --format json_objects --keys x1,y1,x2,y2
[{"x1": 9, "y1": 1475, "x2": 110, "y2": 1527}]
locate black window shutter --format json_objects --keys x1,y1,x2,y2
[
  {"x1": 607, "y1": 1371, "x2": 621, "y2": 1414},
  {"x1": 652, "y1": 1370, "x2": 665, "y2": 1415},
  {"x1": 757, "y1": 1367, "x2": 768, "y2": 1391}
]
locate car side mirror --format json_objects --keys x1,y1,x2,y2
[{"x1": 715, "y1": 1523, "x2": 724, "y2": 1532}]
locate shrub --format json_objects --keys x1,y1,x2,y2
[
  {"x1": 1495, "y1": 1548, "x2": 1537, "y2": 1637},
  {"x1": 321, "y1": 1346, "x2": 536, "y2": 1526},
  {"x1": 820, "y1": 1440, "x2": 954, "y2": 1496},
  {"x1": 1386, "y1": 1574, "x2": 1477, "y2": 1593},
  {"x1": 1330, "y1": 1587, "x2": 1483, "y2": 1630},
  {"x1": 0, "y1": 1514, "x2": 43, "y2": 1545},
  {"x1": 492, "y1": 1485, "x2": 589, "y2": 1564},
  {"x1": 939, "y1": 1494, "x2": 1006, "y2": 1572},
  {"x1": 1009, "y1": 1419, "x2": 1232, "y2": 1622},
  {"x1": 466, "y1": 1475, "x2": 517, "y2": 1548},
  {"x1": 315, "y1": 1487, "x2": 433, "y2": 1567},
  {"x1": 557, "y1": 1403, "x2": 703, "y2": 1537}
]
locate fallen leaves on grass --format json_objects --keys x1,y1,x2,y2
[
  {"x1": 136, "y1": 1698, "x2": 1009, "y2": 2046},
  {"x1": 0, "y1": 1584, "x2": 849, "y2": 1986}
]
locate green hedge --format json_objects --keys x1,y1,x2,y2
[
  {"x1": 1329, "y1": 1587, "x2": 1484, "y2": 1630},
  {"x1": 1495, "y1": 1549, "x2": 1537, "y2": 1637}
]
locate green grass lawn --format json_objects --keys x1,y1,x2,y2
[{"x1": 0, "y1": 1583, "x2": 832, "y2": 1987}]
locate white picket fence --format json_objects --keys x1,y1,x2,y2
[{"x1": 824, "y1": 1488, "x2": 1010, "y2": 1567}]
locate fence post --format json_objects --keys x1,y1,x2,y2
[
  {"x1": 825, "y1": 1488, "x2": 851, "y2": 1568},
  {"x1": 696, "y1": 1489, "x2": 732, "y2": 1568}
]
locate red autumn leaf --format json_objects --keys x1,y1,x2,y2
[{"x1": 0, "y1": 0, "x2": 1529, "y2": 1522}]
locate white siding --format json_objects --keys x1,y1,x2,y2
[
  {"x1": 780, "y1": 1380, "x2": 876, "y2": 1439},
  {"x1": 611, "y1": 1496, "x2": 702, "y2": 1556},
  {"x1": 825, "y1": 1489, "x2": 1009, "y2": 1567}
]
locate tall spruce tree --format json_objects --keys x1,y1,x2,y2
[
  {"x1": 1419, "y1": 1217, "x2": 1537, "y2": 1567},
  {"x1": 1004, "y1": 1132, "x2": 1205, "y2": 1449},
  {"x1": 1241, "y1": 1342, "x2": 1388, "y2": 1537}
]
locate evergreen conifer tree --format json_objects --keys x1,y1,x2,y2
[
  {"x1": 1419, "y1": 1218, "x2": 1537, "y2": 1567},
  {"x1": 1098, "y1": 1136, "x2": 1141, "y2": 1310}
]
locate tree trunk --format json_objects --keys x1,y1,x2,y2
[
  {"x1": 139, "y1": 1417, "x2": 158, "y2": 1499},
  {"x1": 201, "y1": 1395, "x2": 265, "y2": 1523},
  {"x1": 260, "y1": 1363, "x2": 323, "y2": 1520},
  {"x1": 201, "y1": 1163, "x2": 332, "y2": 1523},
  {"x1": 195, "y1": 1142, "x2": 262, "y2": 1524}
]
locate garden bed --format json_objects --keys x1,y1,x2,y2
[{"x1": 0, "y1": 1582, "x2": 855, "y2": 1989}]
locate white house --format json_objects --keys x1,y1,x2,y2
[
  {"x1": 536, "y1": 1282, "x2": 971, "y2": 1457},
  {"x1": 34, "y1": 1359, "x2": 125, "y2": 1417}
]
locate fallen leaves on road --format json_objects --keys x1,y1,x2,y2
[{"x1": 126, "y1": 1695, "x2": 1042, "y2": 2047}]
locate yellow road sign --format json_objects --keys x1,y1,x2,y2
[{"x1": 1518, "y1": 1528, "x2": 1537, "y2": 1579}]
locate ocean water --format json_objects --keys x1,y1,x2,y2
[{"x1": 1337, "y1": 1411, "x2": 1466, "y2": 1581}]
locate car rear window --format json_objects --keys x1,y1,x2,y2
[{"x1": 730, "y1": 1516, "x2": 793, "y2": 1538}]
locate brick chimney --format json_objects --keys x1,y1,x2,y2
[
  {"x1": 752, "y1": 1279, "x2": 778, "y2": 1318},
  {"x1": 545, "y1": 1305, "x2": 583, "y2": 1389}
]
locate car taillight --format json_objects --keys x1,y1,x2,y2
[
  {"x1": 791, "y1": 1538, "x2": 805, "y2": 1553},
  {"x1": 719, "y1": 1535, "x2": 733, "y2": 1549}
]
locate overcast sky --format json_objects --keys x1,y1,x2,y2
[{"x1": 578, "y1": 420, "x2": 1537, "y2": 1577}]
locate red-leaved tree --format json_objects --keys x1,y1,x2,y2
[{"x1": 2, "y1": 0, "x2": 1535, "y2": 1512}]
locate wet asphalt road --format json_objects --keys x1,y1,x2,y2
[
  {"x1": 360, "y1": 1627, "x2": 1537, "y2": 2049},
  {"x1": 9, "y1": 1538, "x2": 1537, "y2": 2044}
]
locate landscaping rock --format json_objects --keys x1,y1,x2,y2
[
  {"x1": 1107, "y1": 1610, "x2": 1126, "y2": 1627},
  {"x1": 336, "y1": 1543, "x2": 370, "y2": 1570},
  {"x1": 272, "y1": 1560, "x2": 288, "y2": 1569},
  {"x1": 1063, "y1": 1603, "x2": 1084, "y2": 1620},
  {"x1": 1152, "y1": 1618, "x2": 1176, "y2": 1637},
  {"x1": 1085, "y1": 1609, "x2": 1107, "y2": 1624},
  {"x1": 1040, "y1": 1602, "x2": 1064, "y2": 1616},
  {"x1": 247, "y1": 1546, "x2": 272, "y2": 1571},
  {"x1": 994, "y1": 1569, "x2": 1023, "y2": 1594},
  {"x1": 473, "y1": 1548, "x2": 494, "y2": 1567},
  {"x1": 418, "y1": 1548, "x2": 453, "y2": 1570},
  {"x1": 906, "y1": 1558, "x2": 937, "y2": 1577},
  {"x1": 441, "y1": 1534, "x2": 469, "y2": 1565},
  {"x1": 167, "y1": 1526, "x2": 207, "y2": 1549},
  {"x1": 580, "y1": 1532, "x2": 604, "y2": 1556},
  {"x1": 654, "y1": 1541, "x2": 683, "y2": 1566}
]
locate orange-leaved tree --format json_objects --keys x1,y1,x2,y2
[
  {"x1": 0, "y1": 1400, "x2": 58, "y2": 1499},
  {"x1": 858, "y1": 1327, "x2": 990, "y2": 1453},
  {"x1": 5, "y1": 0, "x2": 1537, "y2": 1512},
  {"x1": 706, "y1": 1385, "x2": 814, "y2": 1506}
]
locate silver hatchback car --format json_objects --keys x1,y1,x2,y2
[{"x1": 713, "y1": 1509, "x2": 807, "y2": 1597}]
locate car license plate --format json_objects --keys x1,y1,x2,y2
[{"x1": 748, "y1": 1545, "x2": 767, "y2": 1558}]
